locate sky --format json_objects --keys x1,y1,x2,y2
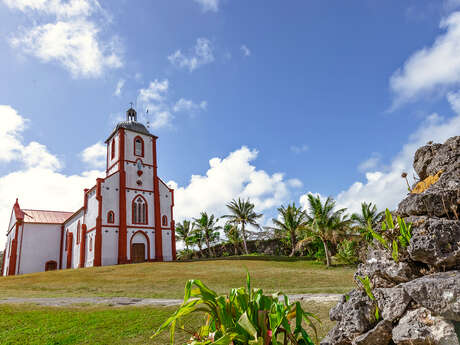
[{"x1": 1, "y1": 0, "x2": 460, "y2": 248}]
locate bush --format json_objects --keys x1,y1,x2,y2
[
  {"x1": 335, "y1": 240, "x2": 358, "y2": 265},
  {"x1": 152, "y1": 273, "x2": 319, "y2": 344}
]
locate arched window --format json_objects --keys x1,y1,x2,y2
[
  {"x1": 76, "y1": 221, "x2": 81, "y2": 245},
  {"x1": 162, "y1": 215, "x2": 168, "y2": 226},
  {"x1": 132, "y1": 195, "x2": 147, "y2": 224},
  {"x1": 111, "y1": 138, "x2": 115, "y2": 159},
  {"x1": 89, "y1": 237, "x2": 93, "y2": 252},
  {"x1": 107, "y1": 211, "x2": 115, "y2": 224},
  {"x1": 45, "y1": 260, "x2": 57, "y2": 271},
  {"x1": 134, "y1": 136, "x2": 144, "y2": 157}
]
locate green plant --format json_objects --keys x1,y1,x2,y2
[
  {"x1": 335, "y1": 240, "x2": 358, "y2": 265},
  {"x1": 351, "y1": 202, "x2": 384, "y2": 243},
  {"x1": 356, "y1": 276, "x2": 380, "y2": 321},
  {"x1": 152, "y1": 273, "x2": 320, "y2": 345}
]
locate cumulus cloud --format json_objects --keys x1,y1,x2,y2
[
  {"x1": 358, "y1": 152, "x2": 382, "y2": 173},
  {"x1": 168, "y1": 38, "x2": 214, "y2": 72},
  {"x1": 390, "y1": 12, "x2": 460, "y2": 107},
  {"x1": 168, "y1": 147, "x2": 302, "y2": 222},
  {"x1": 137, "y1": 79, "x2": 207, "y2": 129},
  {"x1": 80, "y1": 141, "x2": 106, "y2": 169},
  {"x1": 240, "y1": 45, "x2": 251, "y2": 57},
  {"x1": 290, "y1": 144, "x2": 309, "y2": 154},
  {"x1": 0, "y1": 105, "x2": 104, "y2": 248},
  {"x1": 114, "y1": 79, "x2": 125, "y2": 96},
  {"x1": 194, "y1": 0, "x2": 220, "y2": 12},
  {"x1": 4, "y1": 0, "x2": 122, "y2": 78}
]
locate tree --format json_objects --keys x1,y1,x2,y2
[
  {"x1": 223, "y1": 198, "x2": 262, "y2": 255},
  {"x1": 305, "y1": 194, "x2": 351, "y2": 267},
  {"x1": 351, "y1": 202, "x2": 384, "y2": 243},
  {"x1": 269, "y1": 203, "x2": 309, "y2": 257},
  {"x1": 193, "y1": 212, "x2": 221, "y2": 257},
  {"x1": 175, "y1": 220, "x2": 194, "y2": 251},
  {"x1": 223, "y1": 222, "x2": 241, "y2": 255}
]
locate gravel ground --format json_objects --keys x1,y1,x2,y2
[{"x1": 0, "y1": 294, "x2": 342, "y2": 307}]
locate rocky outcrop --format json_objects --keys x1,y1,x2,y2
[{"x1": 322, "y1": 136, "x2": 460, "y2": 345}]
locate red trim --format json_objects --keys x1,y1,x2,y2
[
  {"x1": 162, "y1": 215, "x2": 168, "y2": 226},
  {"x1": 127, "y1": 225, "x2": 154, "y2": 229},
  {"x1": 17, "y1": 224, "x2": 24, "y2": 274},
  {"x1": 84, "y1": 189, "x2": 89, "y2": 211},
  {"x1": 129, "y1": 230, "x2": 151, "y2": 261},
  {"x1": 106, "y1": 159, "x2": 119, "y2": 173},
  {"x1": 118, "y1": 129, "x2": 128, "y2": 264},
  {"x1": 66, "y1": 232, "x2": 73, "y2": 269},
  {"x1": 107, "y1": 211, "x2": 115, "y2": 224},
  {"x1": 79, "y1": 224, "x2": 87, "y2": 268},
  {"x1": 111, "y1": 138, "x2": 116, "y2": 160},
  {"x1": 94, "y1": 178, "x2": 103, "y2": 266},
  {"x1": 59, "y1": 225, "x2": 64, "y2": 269},
  {"x1": 133, "y1": 136, "x2": 144, "y2": 157},
  {"x1": 8, "y1": 222, "x2": 20, "y2": 276},
  {"x1": 126, "y1": 160, "x2": 153, "y2": 167},
  {"x1": 153, "y1": 139, "x2": 163, "y2": 261},
  {"x1": 126, "y1": 187, "x2": 153, "y2": 193},
  {"x1": 132, "y1": 194, "x2": 148, "y2": 225},
  {"x1": 102, "y1": 224, "x2": 120, "y2": 228},
  {"x1": 171, "y1": 189, "x2": 176, "y2": 260}
]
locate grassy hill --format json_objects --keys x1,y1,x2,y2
[{"x1": 0, "y1": 258, "x2": 355, "y2": 299}]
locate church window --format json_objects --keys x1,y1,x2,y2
[
  {"x1": 107, "y1": 211, "x2": 115, "y2": 224},
  {"x1": 133, "y1": 195, "x2": 147, "y2": 224},
  {"x1": 162, "y1": 215, "x2": 168, "y2": 226},
  {"x1": 134, "y1": 136, "x2": 144, "y2": 157},
  {"x1": 76, "y1": 221, "x2": 81, "y2": 245},
  {"x1": 89, "y1": 238, "x2": 93, "y2": 252},
  {"x1": 111, "y1": 138, "x2": 115, "y2": 159}
]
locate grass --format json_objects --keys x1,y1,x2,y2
[
  {"x1": 0, "y1": 259, "x2": 355, "y2": 299},
  {"x1": 0, "y1": 301, "x2": 337, "y2": 345}
]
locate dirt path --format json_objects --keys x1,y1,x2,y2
[{"x1": 0, "y1": 294, "x2": 341, "y2": 307}]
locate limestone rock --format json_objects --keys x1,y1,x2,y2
[
  {"x1": 392, "y1": 307, "x2": 460, "y2": 345},
  {"x1": 374, "y1": 286, "x2": 411, "y2": 322},
  {"x1": 352, "y1": 320, "x2": 392, "y2": 345},
  {"x1": 402, "y1": 271, "x2": 460, "y2": 321},
  {"x1": 408, "y1": 217, "x2": 460, "y2": 269}
]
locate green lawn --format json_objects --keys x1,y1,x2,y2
[
  {"x1": 0, "y1": 259, "x2": 355, "y2": 299},
  {"x1": 0, "y1": 301, "x2": 337, "y2": 345}
]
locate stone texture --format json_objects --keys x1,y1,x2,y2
[
  {"x1": 402, "y1": 271, "x2": 460, "y2": 321},
  {"x1": 392, "y1": 308, "x2": 460, "y2": 345},
  {"x1": 408, "y1": 217, "x2": 460, "y2": 269},
  {"x1": 374, "y1": 286, "x2": 411, "y2": 322},
  {"x1": 352, "y1": 320, "x2": 393, "y2": 345}
]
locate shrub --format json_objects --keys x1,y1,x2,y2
[
  {"x1": 152, "y1": 273, "x2": 320, "y2": 345},
  {"x1": 335, "y1": 240, "x2": 358, "y2": 265}
]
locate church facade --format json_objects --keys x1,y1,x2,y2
[{"x1": 1, "y1": 108, "x2": 176, "y2": 276}]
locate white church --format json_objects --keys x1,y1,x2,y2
[{"x1": 1, "y1": 107, "x2": 176, "y2": 276}]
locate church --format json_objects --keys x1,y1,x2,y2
[{"x1": 1, "y1": 107, "x2": 176, "y2": 276}]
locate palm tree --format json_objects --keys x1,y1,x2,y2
[
  {"x1": 175, "y1": 220, "x2": 194, "y2": 251},
  {"x1": 223, "y1": 222, "x2": 241, "y2": 255},
  {"x1": 351, "y1": 202, "x2": 384, "y2": 242},
  {"x1": 223, "y1": 198, "x2": 262, "y2": 255},
  {"x1": 193, "y1": 212, "x2": 221, "y2": 257},
  {"x1": 269, "y1": 203, "x2": 309, "y2": 257},
  {"x1": 305, "y1": 194, "x2": 351, "y2": 267},
  {"x1": 190, "y1": 226, "x2": 205, "y2": 257}
]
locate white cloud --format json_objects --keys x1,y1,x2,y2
[
  {"x1": 4, "y1": 0, "x2": 122, "y2": 78},
  {"x1": 168, "y1": 147, "x2": 299, "y2": 221},
  {"x1": 290, "y1": 144, "x2": 309, "y2": 154},
  {"x1": 194, "y1": 0, "x2": 219, "y2": 12},
  {"x1": 137, "y1": 80, "x2": 207, "y2": 129},
  {"x1": 168, "y1": 38, "x2": 214, "y2": 72},
  {"x1": 114, "y1": 79, "x2": 125, "y2": 96},
  {"x1": 303, "y1": 101, "x2": 460, "y2": 215},
  {"x1": 241, "y1": 45, "x2": 251, "y2": 57},
  {"x1": 173, "y1": 98, "x2": 207, "y2": 113},
  {"x1": 0, "y1": 105, "x2": 104, "y2": 248},
  {"x1": 80, "y1": 141, "x2": 106, "y2": 169},
  {"x1": 390, "y1": 12, "x2": 460, "y2": 107},
  {"x1": 358, "y1": 152, "x2": 382, "y2": 172}
]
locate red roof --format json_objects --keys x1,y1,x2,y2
[{"x1": 22, "y1": 209, "x2": 73, "y2": 224}]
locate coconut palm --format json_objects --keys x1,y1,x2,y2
[
  {"x1": 223, "y1": 222, "x2": 241, "y2": 255},
  {"x1": 351, "y1": 202, "x2": 384, "y2": 243},
  {"x1": 305, "y1": 194, "x2": 351, "y2": 267},
  {"x1": 175, "y1": 220, "x2": 194, "y2": 251},
  {"x1": 269, "y1": 203, "x2": 309, "y2": 257},
  {"x1": 193, "y1": 212, "x2": 221, "y2": 257},
  {"x1": 223, "y1": 198, "x2": 262, "y2": 255},
  {"x1": 190, "y1": 226, "x2": 205, "y2": 257}
]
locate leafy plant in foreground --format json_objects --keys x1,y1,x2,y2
[
  {"x1": 356, "y1": 275, "x2": 380, "y2": 321},
  {"x1": 152, "y1": 273, "x2": 320, "y2": 345}
]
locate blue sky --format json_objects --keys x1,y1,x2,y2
[{"x1": 1, "y1": 0, "x2": 460, "y2": 247}]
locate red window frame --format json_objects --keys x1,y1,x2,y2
[
  {"x1": 111, "y1": 138, "x2": 115, "y2": 160},
  {"x1": 107, "y1": 211, "x2": 115, "y2": 224},
  {"x1": 132, "y1": 194, "x2": 148, "y2": 225},
  {"x1": 134, "y1": 136, "x2": 144, "y2": 157},
  {"x1": 162, "y1": 215, "x2": 168, "y2": 226}
]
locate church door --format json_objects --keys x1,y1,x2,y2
[
  {"x1": 131, "y1": 243, "x2": 146, "y2": 263},
  {"x1": 45, "y1": 261, "x2": 57, "y2": 271}
]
